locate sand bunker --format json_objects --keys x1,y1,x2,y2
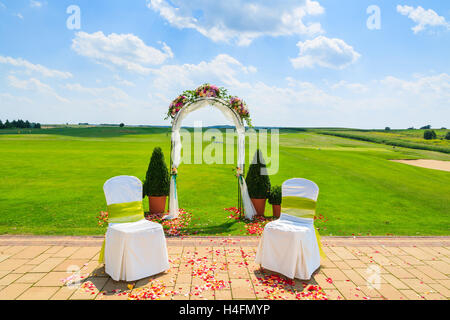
[{"x1": 391, "y1": 159, "x2": 450, "y2": 172}]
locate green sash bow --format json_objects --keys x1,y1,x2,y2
[
  {"x1": 282, "y1": 196, "x2": 326, "y2": 259},
  {"x1": 98, "y1": 201, "x2": 145, "y2": 263}
]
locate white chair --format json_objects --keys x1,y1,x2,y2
[
  {"x1": 103, "y1": 176, "x2": 169, "y2": 281},
  {"x1": 255, "y1": 178, "x2": 323, "y2": 280}
]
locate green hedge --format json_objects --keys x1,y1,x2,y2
[
  {"x1": 246, "y1": 150, "x2": 271, "y2": 199},
  {"x1": 143, "y1": 147, "x2": 170, "y2": 197},
  {"x1": 268, "y1": 185, "x2": 282, "y2": 205},
  {"x1": 317, "y1": 131, "x2": 450, "y2": 154}
]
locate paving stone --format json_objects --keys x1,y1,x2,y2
[
  {"x1": 53, "y1": 259, "x2": 89, "y2": 272},
  {"x1": 383, "y1": 246, "x2": 407, "y2": 256},
  {"x1": 382, "y1": 274, "x2": 409, "y2": 290},
  {"x1": 319, "y1": 258, "x2": 337, "y2": 268},
  {"x1": 69, "y1": 247, "x2": 99, "y2": 260},
  {"x1": 49, "y1": 286, "x2": 78, "y2": 300},
  {"x1": 230, "y1": 278, "x2": 256, "y2": 299},
  {"x1": 415, "y1": 265, "x2": 447, "y2": 280},
  {"x1": 333, "y1": 261, "x2": 352, "y2": 270},
  {"x1": 321, "y1": 268, "x2": 349, "y2": 281},
  {"x1": 345, "y1": 259, "x2": 367, "y2": 269},
  {"x1": 369, "y1": 253, "x2": 392, "y2": 266},
  {"x1": 330, "y1": 247, "x2": 357, "y2": 260},
  {"x1": 323, "y1": 288, "x2": 343, "y2": 300},
  {"x1": 376, "y1": 283, "x2": 406, "y2": 300},
  {"x1": 402, "y1": 278, "x2": 433, "y2": 294},
  {"x1": 215, "y1": 289, "x2": 232, "y2": 300},
  {"x1": 44, "y1": 246, "x2": 65, "y2": 254},
  {"x1": 0, "y1": 273, "x2": 22, "y2": 285},
  {"x1": 398, "y1": 255, "x2": 425, "y2": 266},
  {"x1": 52, "y1": 247, "x2": 80, "y2": 258},
  {"x1": 428, "y1": 283, "x2": 450, "y2": 298},
  {"x1": 0, "y1": 259, "x2": 29, "y2": 272},
  {"x1": 0, "y1": 254, "x2": 11, "y2": 263},
  {"x1": 440, "y1": 279, "x2": 450, "y2": 290},
  {"x1": 371, "y1": 246, "x2": 393, "y2": 257},
  {"x1": 12, "y1": 246, "x2": 50, "y2": 259},
  {"x1": 176, "y1": 273, "x2": 192, "y2": 284},
  {"x1": 69, "y1": 277, "x2": 108, "y2": 300},
  {"x1": 15, "y1": 272, "x2": 47, "y2": 284},
  {"x1": 423, "y1": 292, "x2": 446, "y2": 300},
  {"x1": 332, "y1": 280, "x2": 366, "y2": 300},
  {"x1": 384, "y1": 266, "x2": 415, "y2": 279},
  {"x1": 26, "y1": 253, "x2": 53, "y2": 265},
  {"x1": 342, "y1": 269, "x2": 369, "y2": 286},
  {"x1": 30, "y1": 258, "x2": 65, "y2": 273},
  {"x1": 0, "y1": 237, "x2": 449, "y2": 300},
  {"x1": 400, "y1": 247, "x2": 435, "y2": 261},
  {"x1": 0, "y1": 283, "x2": 31, "y2": 300},
  {"x1": 35, "y1": 271, "x2": 70, "y2": 287},
  {"x1": 313, "y1": 273, "x2": 336, "y2": 290},
  {"x1": 1, "y1": 246, "x2": 27, "y2": 256},
  {"x1": 407, "y1": 268, "x2": 435, "y2": 284},
  {"x1": 17, "y1": 286, "x2": 59, "y2": 300},
  {"x1": 323, "y1": 252, "x2": 341, "y2": 262},
  {"x1": 399, "y1": 289, "x2": 422, "y2": 300},
  {"x1": 172, "y1": 283, "x2": 191, "y2": 300},
  {"x1": 423, "y1": 260, "x2": 450, "y2": 276}
]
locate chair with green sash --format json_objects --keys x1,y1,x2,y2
[
  {"x1": 255, "y1": 178, "x2": 324, "y2": 280},
  {"x1": 100, "y1": 176, "x2": 169, "y2": 281}
]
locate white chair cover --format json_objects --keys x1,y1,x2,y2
[
  {"x1": 255, "y1": 178, "x2": 321, "y2": 280},
  {"x1": 103, "y1": 176, "x2": 169, "y2": 281},
  {"x1": 167, "y1": 97, "x2": 256, "y2": 220}
]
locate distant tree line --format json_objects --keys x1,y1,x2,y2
[{"x1": 0, "y1": 119, "x2": 41, "y2": 129}]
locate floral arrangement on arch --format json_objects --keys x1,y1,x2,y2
[{"x1": 166, "y1": 83, "x2": 252, "y2": 127}]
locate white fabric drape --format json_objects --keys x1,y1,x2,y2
[
  {"x1": 255, "y1": 178, "x2": 321, "y2": 280},
  {"x1": 103, "y1": 176, "x2": 169, "y2": 281},
  {"x1": 166, "y1": 98, "x2": 256, "y2": 220}
]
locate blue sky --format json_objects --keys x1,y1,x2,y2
[{"x1": 0, "y1": 0, "x2": 449, "y2": 128}]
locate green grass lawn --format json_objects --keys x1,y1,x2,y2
[
  {"x1": 314, "y1": 128, "x2": 450, "y2": 154},
  {"x1": 0, "y1": 127, "x2": 449, "y2": 236}
]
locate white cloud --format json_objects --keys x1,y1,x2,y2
[
  {"x1": 145, "y1": 54, "x2": 448, "y2": 128},
  {"x1": 30, "y1": 1, "x2": 43, "y2": 8},
  {"x1": 146, "y1": 0, "x2": 324, "y2": 46},
  {"x1": 397, "y1": 5, "x2": 450, "y2": 34},
  {"x1": 0, "y1": 92, "x2": 32, "y2": 104},
  {"x1": 0, "y1": 56, "x2": 73, "y2": 79},
  {"x1": 15, "y1": 13, "x2": 24, "y2": 19},
  {"x1": 291, "y1": 36, "x2": 361, "y2": 69},
  {"x1": 331, "y1": 80, "x2": 368, "y2": 93},
  {"x1": 149, "y1": 54, "x2": 255, "y2": 96},
  {"x1": 63, "y1": 83, "x2": 130, "y2": 101},
  {"x1": 71, "y1": 31, "x2": 174, "y2": 74},
  {"x1": 8, "y1": 75, "x2": 69, "y2": 103},
  {"x1": 113, "y1": 75, "x2": 135, "y2": 87},
  {"x1": 0, "y1": 2, "x2": 6, "y2": 9},
  {"x1": 380, "y1": 73, "x2": 450, "y2": 98}
]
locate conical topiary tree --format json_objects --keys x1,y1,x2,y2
[
  {"x1": 246, "y1": 149, "x2": 271, "y2": 199},
  {"x1": 143, "y1": 147, "x2": 170, "y2": 198}
]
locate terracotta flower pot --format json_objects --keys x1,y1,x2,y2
[
  {"x1": 251, "y1": 198, "x2": 266, "y2": 216},
  {"x1": 272, "y1": 204, "x2": 281, "y2": 219},
  {"x1": 149, "y1": 196, "x2": 167, "y2": 215}
]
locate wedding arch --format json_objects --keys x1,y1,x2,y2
[{"x1": 164, "y1": 84, "x2": 256, "y2": 220}]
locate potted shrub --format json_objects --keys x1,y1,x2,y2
[
  {"x1": 143, "y1": 147, "x2": 170, "y2": 215},
  {"x1": 268, "y1": 185, "x2": 282, "y2": 219},
  {"x1": 246, "y1": 149, "x2": 271, "y2": 216}
]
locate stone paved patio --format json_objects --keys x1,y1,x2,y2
[{"x1": 0, "y1": 236, "x2": 449, "y2": 300}]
